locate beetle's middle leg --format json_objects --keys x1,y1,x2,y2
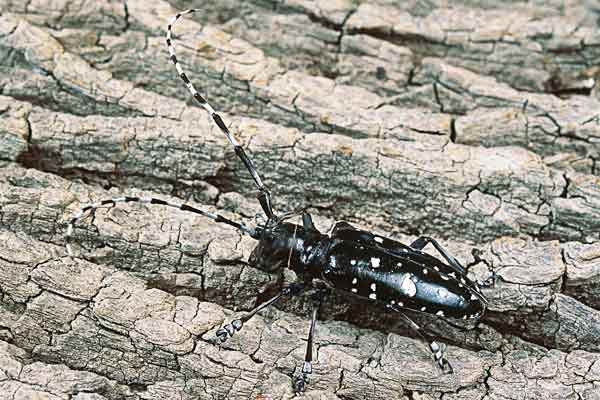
[
  {"x1": 213, "y1": 283, "x2": 305, "y2": 344},
  {"x1": 410, "y1": 236, "x2": 467, "y2": 276},
  {"x1": 294, "y1": 288, "x2": 329, "y2": 393}
]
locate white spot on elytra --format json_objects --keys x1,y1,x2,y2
[
  {"x1": 397, "y1": 262, "x2": 403, "y2": 267},
  {"x1": 436, "y1": 310, "x2": 444, "y2": 317},
  {"x1": 420, "y1": 306, "x2": 427, "y2": 312},
  {"x1": 398, "y1": 301, "x2": 404, "y2": 307},
  {"x1": 371, "y1": 258, "x2": 380, "y2": 268},
  {"x1": 352, "y1": 278, "x2": 358, "y2": 285},
  {"x1": 391, "y1": 300, "x2": 396, "y2": 305},
  {"x1": 374, "y1": 236, "x2": 383, "y2": 243},
  {"x1": 433, "y1": 266, "x2": 440, "y2": 271},
  {"x1": 400, "y1": 274, "x2": 417, "y2": 297},
  {"x1": 351, "y1": 288, "x2": 358, "y2": 293},
  {"x1": 369, "y1": 293, "x2": 377, "y2": 300},
  {"x1": 350, "y1": 260, "x2": 356, "y2": 265},
  {"x1": 370, "y1": 283, "x2": 376, "y2": 292},
  {"x1": 423, "y1": 268, "x2": 428, "y2": 275}
]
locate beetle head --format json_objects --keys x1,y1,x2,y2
[{"x1": 249, "y1": 221, "x2": 300, "y2": 273}]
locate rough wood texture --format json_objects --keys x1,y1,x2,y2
[{"x1": 1, "y1": 1, "x2": 600, "y2": 399}]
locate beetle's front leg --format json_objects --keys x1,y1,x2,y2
[{"x1": 212, "y1": 283, "x2": 304, "y2": 344}]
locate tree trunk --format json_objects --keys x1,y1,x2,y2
[{"x1": 1, "y1": 1, "x2": 599, "y2": 399}]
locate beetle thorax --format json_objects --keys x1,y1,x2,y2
[{"x1": 248, "y1": 222, "x2": 325, "y2": 276}]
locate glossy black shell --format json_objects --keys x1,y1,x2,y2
[
  {"x1": 250, "y1": 220, "x2": 487, "y2": 320},
  {"x1": 320, "y1": 239, "x2": 485, "y2": 319}
]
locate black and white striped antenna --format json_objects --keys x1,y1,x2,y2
[{"x1": 166, "y1": 9, "x2": 275, "y2": 219}]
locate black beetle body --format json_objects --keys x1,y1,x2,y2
[{"x1": 250, "y1": 220, "x2": 487, "y2": 321}]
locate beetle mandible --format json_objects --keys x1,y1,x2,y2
[{"x1": 65, "y1": 9, "x2": 491, "y2": 393}]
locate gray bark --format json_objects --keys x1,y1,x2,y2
[{"x1": 1, "y1": 0, "x2": 600, "y2": 399}]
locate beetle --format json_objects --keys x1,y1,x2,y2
[{"x1": 65, "y1": 8, "x2": 491, "y2": 393}]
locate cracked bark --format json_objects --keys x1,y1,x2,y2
[{"x1": 1, "y1": 1, "x2": 600, "y2": 399}]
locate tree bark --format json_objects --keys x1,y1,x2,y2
[{"x1": 1, "y1": 1, "x2": 599, "y2": 399}]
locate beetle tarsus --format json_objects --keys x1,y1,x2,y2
[
  {"x1": 438, "y1": 356, "x2": 454, "y2": 374},
  {"x1": 294, "y1": 363, "x2": 311, "y2": 394},
  {"x1": 479, "y1": 270, "x2": 497, "y2": 289},
  {"x1": 430, "y1": 341, "x2": 454, "y2": 374},
  {"x1": 213, "y1": 319, "x2": 243, "y2": 344}
]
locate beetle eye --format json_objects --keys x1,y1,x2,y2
[{"x1": 249, "y1": 238, "x2": 284, "y2": 273}]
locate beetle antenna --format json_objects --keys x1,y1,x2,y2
[
  {"x1": 166, "y1": 9, "x2": 275, "y2": 219},
  {"x1": 65, "y1": 196, "x2": 260, "y2": 257}
]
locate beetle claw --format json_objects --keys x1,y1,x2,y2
[
  {"x1": 439, "y1": 358, "x2": 454, "y2": 374},
  {"x1": 480, "y1": 270, "x2": 497, "y2": 288},
  {"x1": 294, "y1": 374, "x2": 308, "y2": 394}
]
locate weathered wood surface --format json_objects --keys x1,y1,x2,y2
[{"x1": 1, "y1": 1, "x2": 600, "y2": 399}]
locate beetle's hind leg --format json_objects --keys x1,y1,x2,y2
[
  {"x1": 410, "y1": 236, "x2": 467, "y2": 276},
  {"x1": 478, "y1": 269, "x2": 497, "y2": 289},
  {"x1": 411, "y1": 236, "x2": 497, "y2": 290},
  {"x1": 212, "y1": 283, "x2": 304, "y2": 344},
  {"x1": 386, "y1": 305, "x2": 454, "y2": 374}
]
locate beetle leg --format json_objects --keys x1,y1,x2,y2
[
  {"x1": 478, "y1": 269, "x2": 497, "y2": 289},
  {"x1": 294, "y1": 288, "x2": 329, "y2": 393},
  {"x1": 410, "y1": 236, "x2": 467, "y2": 276},
  {"x1": 213, "y1": 283, "x2": 304, "y2": 344},
  {"x1": 386, "y1": 305, "x2": 454, "y2": 374},
  {"x1": 429, "y1": 341, "x2": 454, "y2": 374}
]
